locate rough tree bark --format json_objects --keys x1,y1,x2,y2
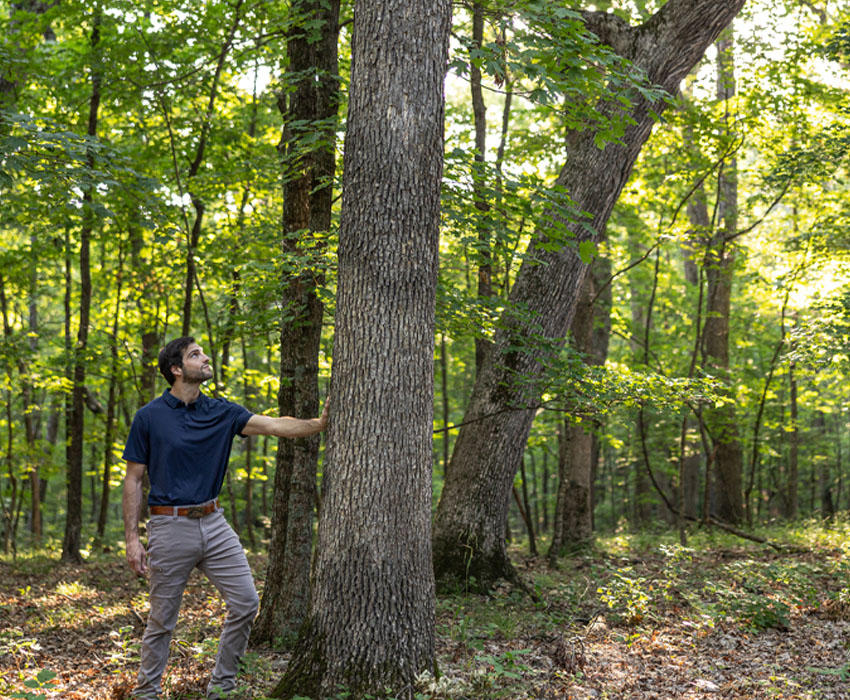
[
  {"x1": 271, "y1": 0, "x2": 450, "y2": 694},
  {"x1": 248, "y1": 0, "x2": 340, "y2": 648},
  {"x1": 432, "y1": 0, "x2": 747, "y2": 591},
  {"x1": 548, "y1": 257, "x2": 611, "y2": 560}
]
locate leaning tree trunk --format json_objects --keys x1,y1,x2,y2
[
  {"x1": 249, "y1": 0, "x2": 340, "y2": 648},
  {"x1": 548, "y1": 257, "x2": 611, "y2": 561},
  {"x1": 432, "y1": 0, "x2": 747, "y2": 592},
  {"x1": 62, "y1": 9, "x2": 101, "y2": 564},
  {"x1": 271, "y1": 0, "x2": 450, "y2": 695}
]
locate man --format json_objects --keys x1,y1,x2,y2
[{"x1": 123, "y1": 336, "x2": 328, "y2": 700}]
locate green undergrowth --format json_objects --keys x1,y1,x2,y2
[{"x1": 2, "y1": 520, "x2": 849, "y2": 699}]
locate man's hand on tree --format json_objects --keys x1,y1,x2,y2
[{"x1": 318, "y1": 396, "x2": 330, "y2": 431}]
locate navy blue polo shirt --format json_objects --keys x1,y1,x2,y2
[{"x1": 123, "y1": 390, "x2": 253, "y2": 506}]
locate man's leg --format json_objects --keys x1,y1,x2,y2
[
  {"x1": 133, "y1": 517, "x2": 202, "y2": 699},
  {"x1": 198, "y1": 510, "x2": 259, "y2": 698}
]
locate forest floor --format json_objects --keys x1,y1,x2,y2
[{"x1": 1, "y1": 521, "x2": 849, "y2": 699}]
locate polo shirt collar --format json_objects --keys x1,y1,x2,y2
[{"x1": 162, "y1": 388, "x2": 207, "y2": 409}]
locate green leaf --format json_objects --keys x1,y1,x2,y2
[
  {"x1": 36, "y1": 669, "x2": 57, "y2": 683},
  {"x1": 578, "y1": 240, "x2": 596, "y2": 264},
  {"x1": 593, "y1": 131, "x2": 607, "y2": 150}
]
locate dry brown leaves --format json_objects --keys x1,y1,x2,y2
[
  {"x1": 2, "y1": 547, "x2": 848, "y2": 699},
  {"x1": 0, "y1": 554, "x2": 276, "y2": 699}
]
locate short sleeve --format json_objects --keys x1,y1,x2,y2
[
  {"x1": 123, "y1": 410, "x2": 150, "y2": 464},
  {"x1": 231, "y1": 402, "x2": 253, "y2": 438}
]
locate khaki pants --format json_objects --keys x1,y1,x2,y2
[{"x1": 132, "y1": 508, "x2": 259, "y2": 699}]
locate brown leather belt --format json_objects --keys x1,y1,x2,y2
[{"x1": 150, "y1": 498, "x2": 219, "y2": 518}]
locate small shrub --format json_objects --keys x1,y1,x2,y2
[{"x1": 597, "y1": 568, "x2": 650, "y2": 626}]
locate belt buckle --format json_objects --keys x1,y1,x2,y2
[{"x1": 186, "y1": 505, "x2": 206, "y2": 519}]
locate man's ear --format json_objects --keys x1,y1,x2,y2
[{"x1": 171, "y1": 364, "x2": 182, "y2": 379}]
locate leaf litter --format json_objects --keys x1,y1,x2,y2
[{"x1": 0, "y1": 542, "x2": 847, "y2": 699}]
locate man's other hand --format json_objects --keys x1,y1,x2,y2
[{"x1": 126, "y1": 538, "x2": 148, "y2": 576}]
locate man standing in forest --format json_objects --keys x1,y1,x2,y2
[{"x1": 122, "y1": 336, "x2": 329, "y2": 700}]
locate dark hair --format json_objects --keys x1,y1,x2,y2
[{"x1": 158, "y1": 336, "x2": 195, "y2": 386}]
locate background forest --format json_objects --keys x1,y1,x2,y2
[{"x1": 2, "y1": 0, "x2": 850, "y2": 697}]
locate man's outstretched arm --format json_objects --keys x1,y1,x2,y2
[
  {"x1": 123, "y1": 460, "x2": 148, "y2": 575},
  {"x1": 242, "y1": 397, "x2": 330, "y2": 438}
]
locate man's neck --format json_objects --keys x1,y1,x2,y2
[{"x1": 169, "y1": 381, "x2": 202, "y2": 405}]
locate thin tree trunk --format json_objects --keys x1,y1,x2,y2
[
  {"x1": 815, "y1": 411, "x2": 832, "y2": 519},
  {"x1": 27, "y1": 235, "x2": 41, "y2": 544},
  {"x1": 835, "y1": 409, "x2": 843, "y2": 513},
  {"x1": 529, "y1": 450, "x2": 540, "y2": 533},
  {"x1": 548, "y1": 257, "x2": 611, "y2": 561},
  {"x1": 541, "y1": 448, "x2": 550, "y2": 532},
  {"x1": 471, "y1": 1, "x2": 493, "y2": 375},
  {"x1": 519, "y1": 457, "x2": 537, "y2": 555},
  {"x1": 250, "y1": 0, "x2": 340, "y2": 648},
  {"x1": 627, "y1": 225, "x2": 653, "y2": 528},
  {"x1": 62, "y1": 9, "x2": 101, "y2": 563},
  {"x1": 701, "y1": 26, "x2": 744, "y2": 525},
  {"x1": 745, "y1": 284, "x2": 793, "y2": 525},
  {"x1": 179, "y1": 0, "x2": 245, "y2": 337},
  {"x1": 272, "y1": 0, "x2": 450, "y2": 694},
  {"x1": 787, "y1": 333, "x2": 799, "y2": 518},
  {"x1": 0, "y1": 272, "x2": 18, "y2": 554},
  {"x1": 97, "y1": 247, "x2": 124, "y2": 543},
  {"x1": 440, "y1": 334, "x2": 450, "y2": 475},
  {"x1": 4, "y1": 2, "x2": 55, "y2": 547}
]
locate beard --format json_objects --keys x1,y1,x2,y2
[{"x1": 181, "y1": 364, "x2": 213, "y2": 384}]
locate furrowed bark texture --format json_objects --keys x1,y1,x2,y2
[
  {"x1": 271, "y1": 0, "x2": 450, "y2": 695},
  {"x1": 249, "y1": 0, "x2": 340, "y2": 648},
  {"x1": 433, "y1": 0, "x2": 747, "y2": 591}
]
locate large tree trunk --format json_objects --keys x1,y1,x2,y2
[
  {"x1": 433, "y1": 0, "x2": 747, "y2": 591},
  {"x1": 62, "y1": 9, "x2": 101, "y2": 564},
  {"x1": 271, "y1": 0, "x2": 450, "y2": 695},
  {"x1": 548, "y1": 257, "x2": 611, "y2": 560},
  {"x1": 249, "y1": 0, "x2": 340, "y2": 649}
]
